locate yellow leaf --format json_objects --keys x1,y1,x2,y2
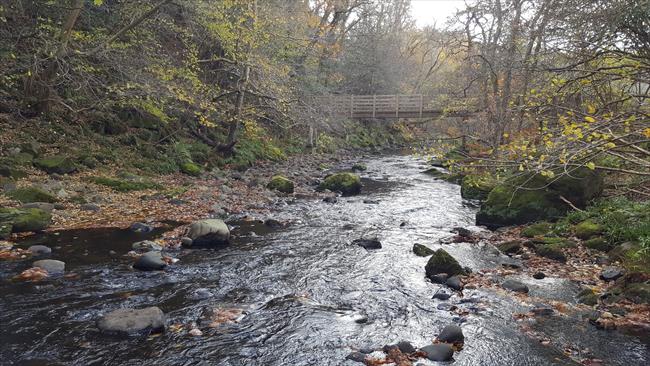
[
  {"x1": 644, "y1": 128, "x2": 650, "y2": 138},
  {"x1": 584, "y1": 116, "x2": 596, "y2": 123},
  {"x1": 587, "y1": 104, "x2": 596, "y2": 114},
  {"x1": 585, "y1": 162, "x2": 596, "y2": 170}
]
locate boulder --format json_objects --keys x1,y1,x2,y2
[
  {"x1": 267, "y1": 175, "x2": 294, "y2": 194},
  {"x1": 521, "y1": 222, "x2": 552, "y2": 238},
  {"x1": 446, "y1": 276, "x2": 463, "y2": 291},
  {"x1": 600, "y1": 267, "x2": 624, "y2": 282},
  {"x1": 33, "y1": 155, "x2": 76, "y2": 175},
  {"x1": 429, "y1": 273, "x2": 449, "y2": 284},
  {"x1": 502, "y1": 279, "x2": 529, "y2": 293},
  {"x1": 186, "y1": 219, "x2": 230, "y2": 246},
  {"x1": 318, "y1": 173, "x2": 362, "y2": 195},
  {"x1": 32, "y1": 259, "x2": 65, "y2": 275},
  {"x1": 133, "y1": 251, "x2": 167, "y2": 271},
  {"x1": 476, "y1": 169, "x2": 603, "y2": 229},
  {"x1": 0, "y1": 208, "x2": 51, "y2": 235},
  {"x1": 584, "y1": 237, "x2": 613, "y2": 252},
  {"x1": 534, "y1": 244, "x2": 567, "y2": 262},
  {"x1": 437, "y1": 324, "x2": 464, "y2": 344},
  {"x1": 533, "y1": 272, "x2": 546, "y2": 280},
  {"x1": 497, "y1": 240, "x2": 522, "y2": 255},
  {"x1": 345, "y1": 352, "x2": 366, "y2": 363},
  {"x1": 420, "y1": 344, "x2": 454, "y2": 362},
  {"x1": 425, "y1": 249, "x2": 465, "y2": 281},
  {"x1": 28, "y1": 245, "x2": 52, "y2": 256},
  {"x1": 21, "y1": 202, "x2": 55, "y2": 213},
  {"x1": 97, "y1": 307, "x2": 165, "y2": 336},
  {"x1": 180, "y1": 162, "x2": 202, "y2": 176},
  {"x1": 132, "y1": 240, "x2": 163, "y2": 252},
  {"x1": 6, "y1": 187, "x2": 57, "y2": 203},
  {"x1": 396, "y1": 341, "x2": 416, "y2": 354},
  {"x1": 352, "y1": 238, "x2": 382, "y2": 250},
  {"x1": 413, "y1": 243, "x2": 435, "y2": 257},
  {"x1": 575, "y1": 220, "x2": 602, "y2": 240}
]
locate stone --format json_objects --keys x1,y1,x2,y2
[
  {"x1": 453, "y1": 227, "x2": 472, "y2": 238},
  {"x1": 34, "y1": 155, "x2": 76, "y2": 175},
  {"x1": 129, "y1": 222, "x2": 154, "y2": 233},
  {"x1": 432, "y1": 291, "x2": 452, "y2": 300},
  {"x1": 396, "y1": 341, "x2": 416, "y2": 354},
  {"x1": 345, "y1": 352, "x2": 366, "y2": 363},
  {"x1": 577, "y1": 288, "x2": 599, "y2": 306},
  {"x1": 584, "y1": 237, "x2": 613, "y2": 252},
  {"x1": 429, "y1": 273, "x2": 449, "y2": 284},
  {"x1": 28, "y1": 245, "x2": 52, "y2": 256},
  {"x1": 352, "y1": 238, "x2": 381, "y2": 250},
  {"x1": 420, "y1": 344, "x2": 454, "y2": 362},
  {"x1": 6, "y1": 187, "x2": 57, "y2": 203},
  {"x1": 180, "y1": 162, "x2": 202, "y2": 176},
  {"x1": 363, "y1": 199, "x2": 379, "y2": 204},
  {"x1": 437, "y1": 324, "x2": 464, "y2": 344},
  {"x1": 575, "y1": 220, "x2": 602, "y2": 240},
  {"x1": 318, "y1": 172, "x2": 362, "y2": 195},
  {"x1": 323, "y1": 196, "x2": 338, "y2": 203},
  {"x1": 32, "y1": 259, "x2": 65, "y2": 275},
  {"x1": 600, "y1": 267, "x2": 624, "y2": 282},
  {"x1": 446, "y1": 276, "x2": 463, "y2": 291},
  {"x1": 180, "y1": 237, "x2": 193, "y2": 247},
  {"x1": 535, "y1": 244, "x2": 567, "y2": 262},
  {"x1": 521, "y1": 222, "x2": 552, "y2": 238},
  {"x1": 132, "y1": 240, "x2": 163, "y2": 252},
  {"x1": 502, "y1": 279, "x2": 529, "y2": 293},
  {"x1": 351, "y1": 163, "x2": 367, "y2": 172},
  {"x1": 186, "y1": 219, "x2": 230, "y2": 246},
  {"x1": 497, "y1": 240, "x2": 522, "y2": 255},
  {"x1": 531, "y1": 304, "x2": 554, "y2": 316},
  {"x1": 0, "y1": 208, "x2": 52, "y2": 234},
  {"x1": 97, "y1": 307, "x2": 165, "y2": 336},
  {"x1": 533, "y1": 272, "x2": 546, "y2": 279},
  {"x1": 80, "y1": 203, "x2": 100, "y2": 212},
  {"x1": 413, "y1": 243, "x2": 434, "y2": 257},
  {"x1": 623, "y1": 283, "x2": 650, "y2": 304},
  {"x1": 133, "y1": 251, "x2": 167, "y2": 271},
  {"x1": 264, "y1": 219, "x2": 283, "y2": 227},
  {"x1": 267, "y1": 175, "x2": 294, "y2": 194},
  {"x1": 425, "y1": 249, "x2": 465, "y2": 281},
  {"x1": 21, "y1": 202, "x2": 55, "y2": 213}
]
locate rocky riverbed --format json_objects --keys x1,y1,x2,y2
[{"x1": 0, "y1": 154, "x2": 648, "y2": 365}]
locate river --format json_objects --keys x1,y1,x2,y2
[{"x1": 1, "y1": 155, "x2": 648, "y2": 365}]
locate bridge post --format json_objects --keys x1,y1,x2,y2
[
  {"x1": 419, "y1": 94, "x2": 423, "y2": 118},
  {"x1": 395, "y1": 95, "x2": 399, "y2": 118},
  {"x1": 372, "y1": 95, "x2": 376, "y2": 118},
  {"x1": 349, "y1": 95, "x2": 353, "y2": 118}
]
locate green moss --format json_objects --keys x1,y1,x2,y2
[
  {"x1": 11, "y1": 152, "x2": 34, "y2": 165},
  {"x1": 584, "y1": 237, "x2": 613, "y2": 252},
  {"x1": 318, "y1": 172, "x2": 362, "y2": 195},
  {"x1": 5, "y1": 187, "x2": 57, "y2": 203},
  {"x1": 535, "y1": 244, "x2": 567, "y2": 262},
  {"x1": 497, "y1": 240, "x2": 522, "y2": 255},
  {"x1": 521, "y1": 222, "x2": 553, "y2": 238},
  {"x1": 575, "y1": 220, "x2": 602, "y2": 239},
  {"x1": 425, "y1": 249, "x2": 465, "y2": 279},
  {"x1": 461, "y1": 174, "x2": 496, "y2": 200},
  {"x1": 267, "y1": 175, "x2": 294, "y2": 194},
  {"x1": 413, "y1": 243, "x2": 435, "y2": 257},
  {"x1": 89, "y1": 176, "x2": 161, "y2": 192},
  {"x1": 0, "y1": 165, "x2": 27, "y2": 179},
  {"x1": 34, "y1": 155, "x2": 76, "y2": 174},
  {"x1": 0, "y1": 208, "x2": 51, "y2": 234},
  {"x1": 180, "y1": 162, "x2": 202, "y2": 176}
]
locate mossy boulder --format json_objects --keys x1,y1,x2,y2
[
  {"x1": 425, "y1": 249, "x2": 465, "y2": 280},
  {"x1": 521, "y1": 222, "x2": 553, "y2": 238},
  {"x1": 5, "y1": 187, "x2": 57, "y2": 203},
  {"x1": 584, "y1": 237, "x2": 614, "y2": 252},
  {"x1": 497, "y1": 240, "x2": 523, "y2": 255},
  {"x1": 180, "y1": 162, "x2": 202, "y2": 176},
  {"x1": 318, "y1": 172, "x2": 361, "y2": 195},
  {"x1": 421, "y1": 168, "x2": 446, "y2": 178},
  {"x1": 351, "y1": 163, "x2": 367, "y2": 172},
  {"x1": 0, "y1": 165, "x2": 27, "y2": 179},
  {"x1": 267, "y1": 175, "x2": 294, "y2": 194},
  {"x1": 476, "y1": 169, "x2": 603, "y2": 229},
  {"x1": 535, "y1": 244, "x2": 567, "y2": 262},
  {"x1": 89, "y1": 176, "x2": 160, "y2": 192},
  {"x1": 413, "y1": 243, "x2": 435, "y2": 257},
  {"x1": 0, "y1": 208, "x2": 51, "y2": 236},
  {"x1": 34, "y1": 155, "x2": 76, "y2": 174},
  {"x1": 460, "y1": 174, "x2": 496, "y2": 200},
  {"x1": 575, "y1": 220, "x2": 602, "y2": 239}
]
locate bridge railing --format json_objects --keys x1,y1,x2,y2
[{"x1": 315, "y1": 94, "x2": 441, "y2": 118}]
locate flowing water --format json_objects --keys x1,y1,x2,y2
[{"x1": 1, "y1": 155, "x2": 648, "y2": 365}]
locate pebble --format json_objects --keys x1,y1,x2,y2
[
  {"x1": 502, "y1": 279, "x2": 529, "y2": 293},
  {"x1": 432, "y1": 291, "x2": 451, "y2": 300},
  {"x1": 28, "y1": 245, "x2": 52, "y2": 256},
  {"x1": 32, "y1": 259, "x2": 65, "y2": 275},
  {"x1": 533, "y1": 272, "x2": 546, "y2": 279},
  {"x1": 188, "y1": 328, "x2": 203, "y2": 336}
]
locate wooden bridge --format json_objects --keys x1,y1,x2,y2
[{"x1": 316, "y1": 94, "x2": 474, "y2": 119}]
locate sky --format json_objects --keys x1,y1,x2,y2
[{"x1": 409, "y1": 0, "x2": 465, "y2": 28}]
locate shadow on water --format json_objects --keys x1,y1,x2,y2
[{"x1": 0, "y1": 155, "x2": 648, "y2": 366}]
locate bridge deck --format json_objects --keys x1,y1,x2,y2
[{"x1": 316, "y1": 94, "x2": 472, "y2": 119}]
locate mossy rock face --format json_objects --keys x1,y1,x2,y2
[
  {"x1": 413, "y1": 243, "x2": 435, "y2": 257},
  {"x1": 351, "y1": 163, "x2": 367, "y2": 172},
  {"x1": 476, "y1": 169, "x2": 603, "y2": 229},
  {"x1": 575, "y1": 220, "x2": 602, "y2": 239},
  {"x1": 623, "y1": 283, "x2": 650, "y2": 304},
  {"x1": 6, "y1": 187, "x2": 57, "y2": 203},
  {"x1": 89, "y1": 176, "x2": 160, "y2": 192},
  {"x1": 521, "y1": 222, "x2": 553, "y2": 238},
  {"x1": 34, "y1": 155, "x2": 76, "y2": 174},
  {"x1": 319, "y1": 173, "x2": 361, "y2": 196},
  {"x1": 267, "y1": 175, "x2": 294, "y2": 194},
  {"x1": 180, "y1": 162, "x2": 202, "y2": 176},
  {"x1": 584, "y1": 237, "x2": 613, "y2": 252},
  {"x1": 425, "y1": 249, "x2": 465, "y2": 280},
  {"x1": 0, "y1": 208, "x2": 51, "y2": 235},
  {"x1": 460, "y1": 175, "x2": 496, "y2": 201}
]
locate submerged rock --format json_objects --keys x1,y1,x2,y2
[
  {"x1": 133, "y1": 251, "x2": 167, "y2": 271},
  {"x1": 32, "y1": 259, "x2": 65, "y2": 275},
  {"x1": 97, "y1": 307, "x2": 165, "y2": 336},
  {"x1": 420, "y1": 344, "x2": 454, "y2": 361},
  {"x1": 413, "y1": 243, "x2": 435, "y2": 257},
  {"x1": 502, "y1": 279, "x2": 529, "y2": 293},
  {"x1": 437, "y1": 324, "x2": 464, "y2": 344},
  {"x1": 425, "y1": 249, "x2": 465, "y2": 281},
  {"x1": 186, "y1": 219, "x2": 230, "y2": 247},
  {"x1": 352, "y1": 238, "x2": 382, "y2": 250},
  {"x1": 28, "y1": 245, "x2": 52, "y2": 256}
]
